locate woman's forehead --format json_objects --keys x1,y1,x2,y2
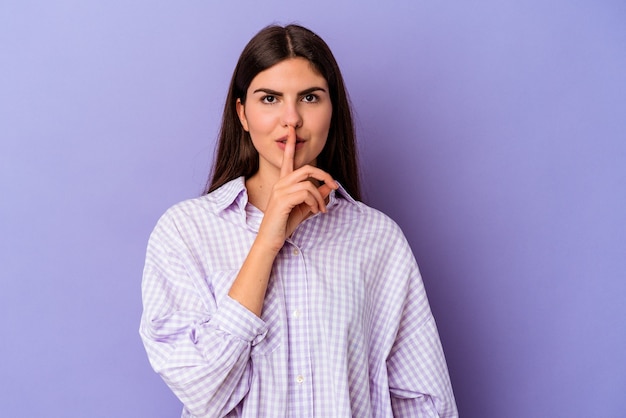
[{"x1": 248, "y1": 58, "x2": 327, "y2": 91}]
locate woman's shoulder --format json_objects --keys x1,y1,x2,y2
[{"x1": 332, "y1": 193, "x2": 405, "y2": 238}]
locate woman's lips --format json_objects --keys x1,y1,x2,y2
[{"x1": 276, "y1": 137, "x2": 306, "y2": 150}]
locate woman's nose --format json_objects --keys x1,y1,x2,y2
[{"x1": 281, "y1": 101, "x2": 303, "y2": 128}]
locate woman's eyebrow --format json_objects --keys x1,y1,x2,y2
[
  {"x1": 299, "y1": 87, "x2": 327, "y2": 95},
  {"x1": 252, "y1": 87, "x2": 327, "y2": 95},
  {"x1": 253, "y1": 88, "x2": 282, "y2": 96}
]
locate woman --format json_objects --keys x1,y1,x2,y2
[{"x1": 140, "y1": 24, "x2": 457, "y2": 417}]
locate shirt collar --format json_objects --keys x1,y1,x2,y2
[
  {"x1": 327, "y1": 181, "x2": 359, "y2": 210},
  {"x1": 211, "y1": 176, "x2": 360, "y2": 213},
  {"x1": 212, "y1": 177, "x2": 248, "y2": 213}
]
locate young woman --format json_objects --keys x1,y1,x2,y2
[{"x1": 140, "y1": 24, "x2": 458, "y2": 417}]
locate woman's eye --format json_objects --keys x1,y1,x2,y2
[
  {"x1": 302, "y1": 94, "x2": 318, "y2": 103},
  {"x1": 262, "y1": 95, "x2": 276, "y2": 104}
]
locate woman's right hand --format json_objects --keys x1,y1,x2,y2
[{"x1": 256, "y1": 125, "x2": 338, "y2": 253}]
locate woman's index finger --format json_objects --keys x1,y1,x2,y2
[{"x1": 280, "y1": 125, "x2": 296, "y2": 178}]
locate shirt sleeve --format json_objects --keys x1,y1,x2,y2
[
  {"x1": 139, "y1": 212, "x2": 267, "y2": 417},
  {"x1": 386, "y1": 267, "x2": 458, "y2": 417}
]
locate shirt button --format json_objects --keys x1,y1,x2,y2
[
  {"x1": 293, "y1": 309, "x2": 301, "y2": 318},
  {"x1": 295, "y1": 375, "x2": 305, "y2": 384},
  {"x1": 292, "y1": 248, "x2": 299, "y2": 256}
]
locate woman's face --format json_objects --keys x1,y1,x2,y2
[{"x1": 237, "y1": 57, "x2": 332, "y2": 179}]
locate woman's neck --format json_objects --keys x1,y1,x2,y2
[{"x1": 245, "y1": 170, "x2": 279, "y2": 212}]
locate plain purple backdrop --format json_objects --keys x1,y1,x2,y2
[{"x1": 1, "y1": 1, "x2": 625, "y2": 417}]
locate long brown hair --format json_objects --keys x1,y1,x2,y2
[{"x1": 205, "y1": 24, "x2": 361, "y2": 201}]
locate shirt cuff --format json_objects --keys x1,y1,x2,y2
[{"x1": 208, "y1": 295, "x2": 268, "y2": 346}]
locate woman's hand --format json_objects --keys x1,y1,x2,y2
[{"x1": 257, "y1": 125, "x2": 338, "y2": 253}]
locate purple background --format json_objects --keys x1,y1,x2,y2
[{"x1": 2, "y1": 1, "x2": 625, "y2": 416}]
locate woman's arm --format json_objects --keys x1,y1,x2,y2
[
  {"x1": 386, "y1": 266, "x2": 458, "y2": 417},
  {"x1": 228, "y1": 126, "x2": 337, "y2": 316},
  {"x1": 366, "y1": 220, "x2": 457, "y2": 417},
  {"x1": 139, "y1": 229, "x2": 265, "y2": 417},
  {"x1": 388, "y1": 315, "x2": 458, "y2": 417}
]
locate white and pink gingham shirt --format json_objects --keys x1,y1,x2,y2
[{"x1": 140, "y1": 177, "x2": 457, "y2": 417}]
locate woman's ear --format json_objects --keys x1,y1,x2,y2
[{"x1": 236, "y1": 99, "x2": 249, "y2": 132}]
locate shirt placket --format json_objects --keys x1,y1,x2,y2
[{"x1": 282, "y1": 239, "x2": 313, "y2": 416}]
